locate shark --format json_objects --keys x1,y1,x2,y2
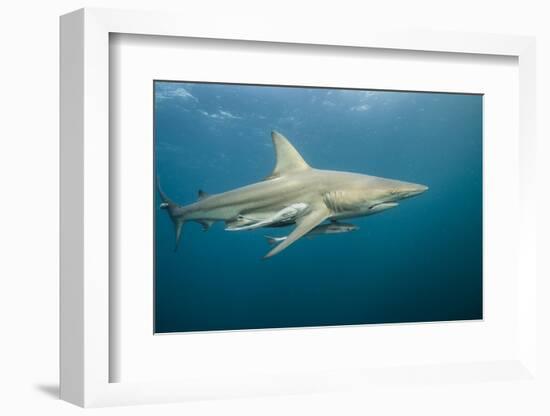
[{"x1": 158, "y1": 131, "x2": 428, "y2": 258}]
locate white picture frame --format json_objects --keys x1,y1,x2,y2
[{"x1": 60, "y1": 7, "x2": 538, "y2": 407}]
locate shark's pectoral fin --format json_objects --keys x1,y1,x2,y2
[{"x1": 263, "y1": 205, "x2": 329, "y2": 259}]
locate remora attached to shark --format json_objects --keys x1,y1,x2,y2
[{"x1": 158, "y1": 131, "x2": 428, "y2": 258}]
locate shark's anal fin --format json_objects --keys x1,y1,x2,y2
[
  {"x1": 265, "y1": 131, "x2": 310, "y2": 180},
  {"x1": 263, "y1": 205, "x2": 329, "y2": 259}
]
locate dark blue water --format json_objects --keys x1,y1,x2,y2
[{"x1": 154, "y1": 81, "x2": 482, "y2": 333}]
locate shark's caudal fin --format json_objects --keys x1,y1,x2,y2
[
  {"x1": 157, "y1": 178, "x2": 185, "y2": 251},
  {"x1": 265, "y1": 131, "x2": 311, "y2": 180}
]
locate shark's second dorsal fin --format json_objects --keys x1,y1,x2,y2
[
  {"x1": 266, "y1": 131, "x2": 310, "y2": 180},
  {"x1": 198, "y1": 190, "x2": 210, "y2": 200}
]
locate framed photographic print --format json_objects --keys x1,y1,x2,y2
[
  {"x1": 153, "y1": 81, "x2": 480, "y2": 334},
  {"x1": 60, "y1": 8, "x2": 538, "y2": 408}
]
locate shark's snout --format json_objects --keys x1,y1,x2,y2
[
  {"x1": 407, "y1": 184, "x2": 429, "y2": 197},
  {"x1": 391, "y1": 182, "x2": 429, "y2": 200},
  {"x1": 416, "y1": 184, "x2": 429, "y2": 194}
]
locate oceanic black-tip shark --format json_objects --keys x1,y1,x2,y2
[{"x1": 158, "y1": 131, "x2": 428, "y2": 258}]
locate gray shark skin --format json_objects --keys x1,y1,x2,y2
[{"x1": 158, "y1": 131, "x2": 428, "y2": 258}]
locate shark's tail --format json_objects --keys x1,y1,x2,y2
[{"x1": 157, "y1": 178, "x2": 185, "y2": 251}]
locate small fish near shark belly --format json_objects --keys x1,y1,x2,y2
[
  {"x1": 264, "y1": 221, "x2": 358, "y2": 245},
  {"x1": 225, "y1": 203, "x2": 309, "y2": 231}
]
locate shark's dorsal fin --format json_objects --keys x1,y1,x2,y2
[
  {"x1": 266, "y1": 131, "x2": 310, "y2": 180},
  {"x1": 197, "y1": 189, "x2": 210, "y2": 200}
]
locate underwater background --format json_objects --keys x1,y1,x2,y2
[{"x1": 154, "y1": 81, "x2": 483, "y2": 333}]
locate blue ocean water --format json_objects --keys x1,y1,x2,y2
[{"x1": 154, "y1": 81, "x2": 482, "y2": 333}]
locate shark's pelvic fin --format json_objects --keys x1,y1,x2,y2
[
  {"x1": 263, "y1": 204, "x2": 329, "y2": 258},
  {"x1": 266, "y1": 131, "x2": 310, "y2": 180},
  {"x1": 196, "y1": 219, "x2": 214, "y2": 231}
]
